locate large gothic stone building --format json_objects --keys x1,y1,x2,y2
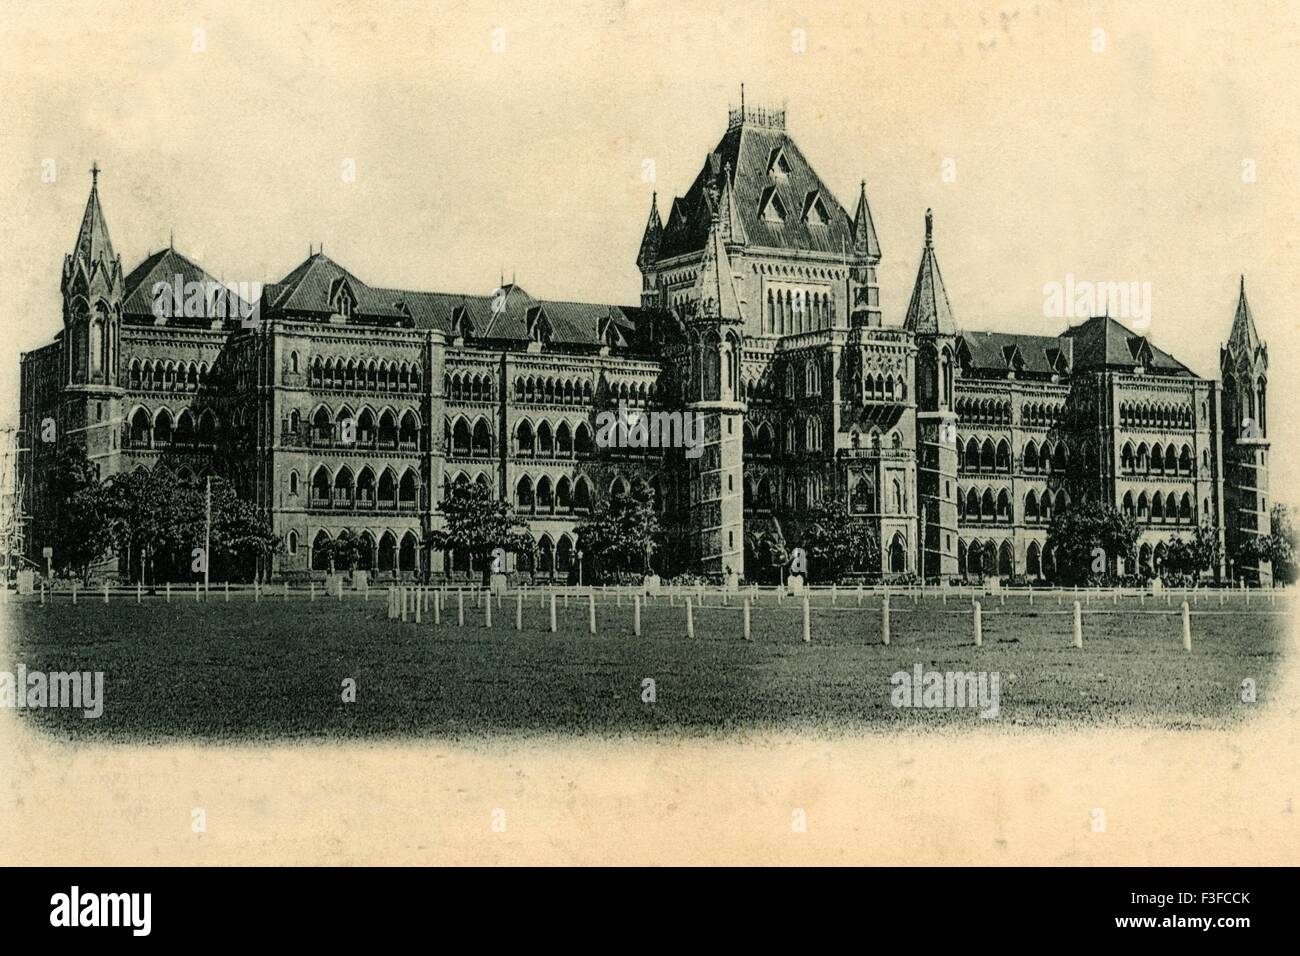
[{"x1": 18, "y1": 104, "x2": 1273, "y2": 584}]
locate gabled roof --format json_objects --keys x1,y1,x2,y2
[
  {"x1": 903, "y1": 210, "x2": 955, "y2": 335},
  {"x1": 1061, "y1": 315, "x2": 1195, "y2": 376},
  {"x1": 121, "y1": 247, "x2": 249, "y2": 321},
  {"x1": 263, "y1": 252, "x2": 406, "y2": 319},
  {"x1": 657, "y1": 122, "x2": 857, "y2": 260},
  {"x1": 957, "y1": 331, "x2": 1072, "y2": 376}
]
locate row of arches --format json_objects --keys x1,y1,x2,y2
[
  {"x1": 1021, "y1": 402, "x2": 1064, "y2": 428},
  {"x1": 511, "y1": 375, "x2": 593, "y2": 406},
  {"x1": 957, "y1": 487, "x2": 1073, "y2": 523},
  {"x1": 297, "y1": 405, "x2": 421, "y2": 448},
  {"x1": 1118, "y1": 401, "x2": 1193, "y2": 430},
  {"x1": 514, "y1": 419, "x2": 596, "y2": 457},
  {"x1": 959, "y1": 539, "x2": 1059, "y2": 579},
  {"x1": 127, "y1": 406, "x2": 220, "y2": 448},
  {"x1": 309, "y1": 356, "x2": 423, "y2": 393},
  {"x1": 1120, "y1": 441, "x2": 1195, "y2": 476},
  {"x1": 446, "y1": 371, "x2": 496, "y2": 403},
  {"x1": 763, "y1": 287, "x2": 836, "y2": 336},
  {"x1": 128, "y1": 358, "x2": 211, "y2": 392},
  {"x1": 306, "y1": 464, "x2": 421, "y2": 510},
  {"x1": 305, "y1": 528, "x2": 420, "y2": 573},
  {"x1": 514, "y1": 474, "x2": 595, "y2": 514},
  {"x1": 1121, "y1": 490, "x2": 1197, "y2": 524},
  {"x1": 954, "y1": 398, "x2": 1012, "y2": 426}
]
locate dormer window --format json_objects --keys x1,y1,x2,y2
[
  {"x1": 452, "y1": 305, "x2": 474, "y2": 339},
  {"x1": 330, "y1": 278, "x2": 355, "y2": 319},
  {"x1": 767, "y1": 147, "x2": 791, "y2": 177},
  {"x1": 527, "y1": 306, "x2": 554, "y2": 345},
  {"x1": 759, "y1": 187, "x2": 787, "y2": 223},
  {"x1": 802, "y1": 191, "x2": 830, "y2": 226}
]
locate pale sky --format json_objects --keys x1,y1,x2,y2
[{"x1": 2, "y1": 0, "x2": 1296, "y2": 501}]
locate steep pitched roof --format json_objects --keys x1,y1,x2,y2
[
  {"x1": 957, "y1": 331, "x2": 1072, "y2": 376},
  {"x1": 1227, "y1": 275, "x2": 1262, "y2": 358},
  {"x1": 1061, "y1": 315, "x2": 1195, "y2": 376},
  {"x1": 121, "y1": 247, "x2": 249, "y2": 320},
  {"x1": 264, "y1": 253, "x2": 405, "y2": 319},
  {"x1": 903, "y1": 210, "x2": 955, "y2": 334},
  {"x1": 658, "y1": 122, "x2": 856, "y2": 261}
]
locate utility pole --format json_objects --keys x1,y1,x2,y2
[{"x1": 204, "y1": 476, "x2": 212, "y2": 593}]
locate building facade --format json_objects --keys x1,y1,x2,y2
[{"x1": 18, "y1": 106, "x2": 1272, "y2": 584}]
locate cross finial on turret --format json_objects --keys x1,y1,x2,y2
[{"x1": 90, "y1": 161, "x2": 100, "y2": 187}]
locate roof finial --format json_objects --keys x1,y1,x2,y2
[
  {"x1": 740, "y1": 83, "x2": 745, "y2": 113},
  {"x1": 169, "y1": 228, "x2": 174, "y2": 251},
  {"x1": 925, "y1": 208, "x2": 934, "y2": 248},
  {"x1": 1240, "y1": 273, "x2": 1246, "y2": 296},
  {"x1": 90, "y1": 161, "x2": 100, "y2": 187}
]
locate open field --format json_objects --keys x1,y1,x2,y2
[{"x1": 2, "y1": 587, "x2": 1290, "y2": 740}]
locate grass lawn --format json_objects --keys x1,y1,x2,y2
[{"x1": 2, "y1": 590, "x2": 1289, "y2": 741}]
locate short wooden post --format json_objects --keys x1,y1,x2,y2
[
  {"x1": 973, "y1": 600, "x2": 982, "y2": 647},
  {"x1": 831, "y1": 583, "x2": 837, "y2": 605},
  {"x1": 310, "y1": 582, "x2": 315, "y2": 603},
  {"x1": 801, "y1": 596, "x2": 810, "y2": 643},
  {"x1": 484, "y1": 594, "x2": 491, "y2": 628},
  {"x1": 195, "y1": 581, "x2": 200, "y2": 603},
  {"x1": 881, "y1": 594, "x2": 890, "y2": 646},
  {"x1": 457, "y1": 589, "x2": 464, "y2": 627},
  {"x1": 1182, "y1": 601, "x2": 1191, "y2": 651},
  {"x1": 857, "y1": 582, "x2": 863, "y2": 606},
  {"x1": 400, "y1": 588, "x2": 408, "y2": 623},
  {"x1": 415, "y1": 590, "x2": 422, "y2": 624},
  {"x1": 634, "y1": 595, "x2": 642, "y2": 637},
  {"x1": 686, "y1": 598, "x2": 694, "y2": 638},
  {"x1": 165, "y1": 581, "x2": 170, "y2": 604},
  {"x1": 137, "y1": 581, "x2": 142, "y2": 605},
  {"x1": 549, "y1": 593, "x2": 557, "y2": 633},
  {"x1": 742, "y1": 597, "x2": 751, "y2": 641},
  {"x1": 588, "y1": 590, "x2": 596, "y2": 635},
  {"x1": 72, "y1": 582, "x2": 77, "y2": 605},
  {"x1": 225, "y1": 581, "x2": 230, "y2": 603},
  {"x1": 285, "y1": 582, "x2": 290, "y2": 602},
  {"x1": 515, "y1": 590, "x2": 523, "y2": 631},
  {"x1": 103, "y1": 583, "x2": 109, "y2": 604},
  {"x1": 434, "y1": 589, "x2": 442, "y2": 625},
  {"x1": 1073, "y1": 601, "x2": 1082, "y2": 648}
]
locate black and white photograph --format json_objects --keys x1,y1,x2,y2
[{"x1": 0, "y1": 0, "x2": 1296, "y2": 911}]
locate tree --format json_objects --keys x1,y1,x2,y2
[
  {"x1": 41, "y1": 444, "x2": 116, "y2": 584},
  {"x1": 424, "y1": 482, "x2": 532, "y2": 582},
  {"x1": 1163, "y1": 522, "x2": 1221, "y2": 581},
  {"x1": 574, "y1": 487, "x2": 661, "y2": 581},
  {"x1": 1046, "y1": 500, "x2": 1138, "y2": 585},
  {"x1": 799, "y1": 500, "x2": 879, "y2": 583},
  {"x1": 105, "y1": 470, "x2": 275, "y2": 583},
  {"x1": 1264, "y1": 504, "x2": 1296, "y2": 584}
]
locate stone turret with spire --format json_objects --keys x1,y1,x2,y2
[
  {"x1": 59, "y1": 162, "x2": 125, "y2": 466},
  {"x1": 1220, "y1": 275, "x2": 1271, "y2": 584}
]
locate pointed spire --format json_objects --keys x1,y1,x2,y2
[
  {"x1": 1227, "y1": 274, "x2": 1262, "y2": 358},
  {"x1": 904, "y1": 208, "x2": 955, "y2": 334},
  {"x1": 72, "y1": 162, "x2": 116, "y2": 269},
  {"x1": 636, "y1": 191, "x2": 663, "y2": 268},
  {"x1": 714, "y1": 162, "x2": 746, "y2": 245},
  {"x1": 692, "y1": 216, "x2": 742, "y2": 323},
  {"x1": 852, "y1": 179, "x2": 881, "y2": 259}
]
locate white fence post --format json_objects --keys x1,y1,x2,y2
[
  {"x1": 1182, "y1": 601, "x2": 1191, "y2": 651},
  {"x1": 801, "y1": 596, "x2": 811, "y2": 643},
  {"x1": 973, "y1": 601, "x2": 982, "y2": 647},
  {"x1": 1073, "y1": 601, "x2": 1082, "y2": 648},
  {"x1": 882, "y1": 594, "x2": 890, "y2": 646},
  {"x1": 743, "y1": 596, "x2": 751, "y2": 641}
]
